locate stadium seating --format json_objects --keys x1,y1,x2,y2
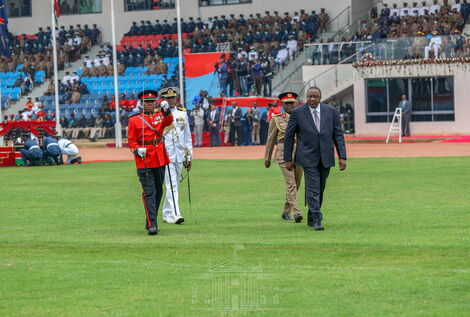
[{"x1": 118, "y1": 34, "x2": 191, "y2": 50}]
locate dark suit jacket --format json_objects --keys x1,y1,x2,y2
[
  {"x1": 233, "y1": 107, "x2": 243, "y2": 127},
  {"x1": 284, "y1": 103, "x2": 347, "y2": 168},
  {"x1": 208, "y1": 108, "x2": 221, "y2": 129},
  {"x1": 399, "y1": 100, "x2": 412, "y2": 117}
]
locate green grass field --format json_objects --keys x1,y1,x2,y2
[{"x1": 1, "y1": 157, "x2": 470, "y2": 316}]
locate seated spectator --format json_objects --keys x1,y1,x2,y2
[
  {"x1": 425, "y1": 30, "x2": 442, "y2": 58},
  {"x1": 36, "y1": 105, "x2": 47, "y2": 121},
  {"x1": 67, "y1": 87, "x2": 82, "y2": 104},
  {"x1": 44, "y1": 79, "x2": 55, "y2": 96},
  {"x1": 127, "y1": 94, "x2": 138, "y2": 110},
  {"x1": 89, "y1": 113, "x2": 105, "y2": 141},
  {"x1": 63, "y1": 113, "x2": 75, "y2": 139},
  {"x1": 120, "y1": 113, "x2": 129, "y2": 138},
  {"x1": 71, "y1": 114, "x2": 87, "y2": 139},
  {"x1": 25, "y1": 98, "x2": 34, "y2": 111},
  {"x1": 101, "y1": 96, "x2": 111, "y2": 112},
  {"x1": 82, "y1": 114, "x2": 96, "y2": 138},
  {"x1": 102, "y1": 113, "x2": 115, "y2": 138},
  {"x1": 32, "y1": 97, "x2": 43, "y2": 114}
]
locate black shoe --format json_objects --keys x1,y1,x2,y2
[
  {"x1": 313, "y1": 222, "x2": 324, "y2": 231},
  {"x1": 307, "y1": 222, "x2": 314, "y2": 227},
  {"x1": 294, "y1": 213, "x2": 303, "y2": 223},
  {"x1": 148, "y1": 226, "x2": 159, "y2": 235},
  {"x1": 281, "y1": 213, "x2": 293, "y2": 221},
  {"x1": 175, "y1": 217, "x2": 184, "y2": 224}
]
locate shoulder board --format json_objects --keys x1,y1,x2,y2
[{"x1": 177, "y1": 107, "x2": 187, "y2": 112}]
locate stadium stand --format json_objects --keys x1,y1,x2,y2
[
  {"x1": 307, "y1": 0, "x2": 470, "y2": 65},
  {"x1": 0, "y1": 24, "x2": 102, "y2": 109}
]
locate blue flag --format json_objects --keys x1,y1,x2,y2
[{"x1": 0, "y1": 0, "x2": 11, "y2": 57}]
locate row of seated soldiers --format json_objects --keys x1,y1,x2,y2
[
  {"x1": 358, "y1": 7, "x2": 465, "y2": 39},
  {"x1": 125, "y1": 8, "x2": 330, "y2": 36},
  {"x1": 78, "y1": 57, "x2": 168, "y2": 76},
  {"x1": 0, "y1": 49, "x2": 70, "y2": 76},
  {"x1": 1, "y1": 25, "x2": 101, "y2": 77},
  {"x1": 377, "y1": 0, "x2": 470, "y2": 22},
  {"x1": 8, "y1": 24, "x2": 102, "y2": 49}
]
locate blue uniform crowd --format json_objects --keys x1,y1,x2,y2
[{"x1": 19, "y1": 135, "x2": 81, "y2": 166}]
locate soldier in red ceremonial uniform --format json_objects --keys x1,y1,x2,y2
[{"x1": 128, "y1": 89, "x2": 173, "y2": 235}]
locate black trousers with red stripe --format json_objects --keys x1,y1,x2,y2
[{"x1": 137, "y1": 166, "x2": 166, "y2": 229}]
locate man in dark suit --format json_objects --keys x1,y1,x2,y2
[
  {"x1": 207, "y1": 103, "x2": 221, "y2": 146},
  {"x1": 230, "y1": 102, "x2": 243, "y2": 146},
  {"x1": 284, "y1": 87, "x2": 347, "y2": 231},
  {"x1": 399, "y1": 94, "x2": 412, "y2": 137}
]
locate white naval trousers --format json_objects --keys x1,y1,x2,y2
[
  {"x1": 62, "y1": 144, "x2": 79, "y2": 164},
  {"x1": 163, "y1": 162, "x2": 183, "y2": 222}
]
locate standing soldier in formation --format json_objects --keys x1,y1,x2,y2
[
  {"x1": 264, "y1": 92, "x2": 303, "y2": 222},
  {"x1": 161, "y1": 87, "x2": 193, "y2": 225},
  {"x1": 128, "y1": 89, "x2": 173, "y2": 235}
]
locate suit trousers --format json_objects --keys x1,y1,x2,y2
[
  {"x1": 402, "y1": 115, "x2": 411, "y2": 137},
  {"x1": 163, "y1": 162, "x2": 183, "y2": 222},
  {"x1": 223, "y1": 125, "x2": 231, "y2": 145},
  {"x1": 137, "y1": 166, "x2": 166, "y2": 229},
  {"x1": 303, "y1": 163, "x2": 330, "y2": 225},
  {"x1": 194, "y1": 123, "x2": 204, "y2": 146},
  {"x1": 231, "y1": 124, "x2": 241, "y2": 145},
  {"x1": 279, "y1": 163, "x2": 303, "y2": 214},
  {"x1": 209, "y1": 124, "x2": 221, "y2": 146},
  {"x1": 252, "y1": 123, "x2": 260, "y2": 145}
]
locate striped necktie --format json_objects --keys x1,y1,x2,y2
[{"x1": 313, "y1": 109, "x2": 320, "y2": 131}]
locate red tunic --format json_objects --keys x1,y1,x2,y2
[{"x1": 127, "y1": 112, "x2": 174, "y2": 169}]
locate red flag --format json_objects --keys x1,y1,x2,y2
[{"x1": 54, "y1": 0, "x2": 60, "y2": 19}]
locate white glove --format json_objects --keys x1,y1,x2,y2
[
  {"x1": 160, "y1": 100, "x2": 169, "y2": 111},
  {"x1": 135, "y1": 147, "x2": 147, "y2": 159}
]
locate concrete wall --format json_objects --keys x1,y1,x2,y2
[
  {"x1": 7, "y1": 0, "x2": 351, "y2": 43},
  {"x1": 353, "y1": 63, "x2": 470, "y2": 136}
]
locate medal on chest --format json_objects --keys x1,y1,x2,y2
[
  {"x1": 152, "y1": 115, "x2": 163, "y2": 125},
  {"x1": 176, "y1": 117, "x2": 186, "y2": 131}
]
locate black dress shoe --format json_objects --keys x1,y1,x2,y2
[
  {"x1": 313, "y1": 222, "x2": 324, "y2": 231},
  {"x1": 294, "y1": 213, "x2": 303, "y2": 223},
  {"x1": 148, "y1": 226, "x2": 159, "y2": 235},
  {"x1": 175, "y1": 217, "x2": 185, "y2": 224},
  {"x1": 281, "y1": 213, "x2": 293, "y2": 221}
]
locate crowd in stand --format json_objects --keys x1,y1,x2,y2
[
  {"x1": 0, "y1": 24, "x2": 101, "y2": 78},
  {"x1": 123, "y1": 9, "x2": 328, "y2": 59},
  {"x1": 363, "y1": 0, "x2": 467, "y2": 39},
  {"x1": 311, "y1": 0, "x2": 470, "y2": 64}
]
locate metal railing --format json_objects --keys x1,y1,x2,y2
[{"x1": 299, "y1": 42, "x2": 375, "y2": 98}]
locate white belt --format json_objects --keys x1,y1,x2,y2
[{"x1": 29, "y1": 145, "x2": 40, "y2": 150}]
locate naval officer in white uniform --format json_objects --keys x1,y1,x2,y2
[{"x1": 161, "y1": 87, "x2": 193, "y2": 224}]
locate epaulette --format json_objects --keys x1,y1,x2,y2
[
  {"x1": 177, "y1": 107, "x2": 187, "y2": 112},
  {"x1": 129, "y1": 113, "x2": 139, "y2": 118}
]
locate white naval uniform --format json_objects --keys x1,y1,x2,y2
[
  {"x1": 58, "y1": 138, "x2": 79, "y2": 164},
  {"x1": 162, "y1": 107, "x2": 193, "y2": 223}
]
